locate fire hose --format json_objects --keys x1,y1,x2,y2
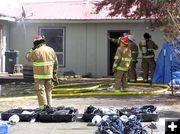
[{"x1": 52, "y1": 82, "x2": 170, "y2": 97}]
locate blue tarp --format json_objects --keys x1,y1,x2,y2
[{"x1": 152, "y1": 39, "x2": 180, "y2": 85}]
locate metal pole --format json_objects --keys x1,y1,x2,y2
[
  {"x1": 163, "y1": 49, "x2": 166, "y2": 84},
  {"x1": 170, "y1": 54, "x2": 173, "y2": 95},
  {"x1": 0, "y1": 29, "x2": 2, "y2": 72},
  {"x1": 2, "y1": 36, "x2": 6, "y2": 72}
]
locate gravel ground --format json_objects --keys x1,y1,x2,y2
[
  {"x1": 0, "y1": 78, "x2": 180, "y2": 134},
  {"x1": 0, "y1": 91, "x2": 180, "y2": 118},
  {"x1": 0, "y1": 92, "x2": 180, "y2": 134},
  {"x1": 0, "y1": 78, "x2": 180, "y2": 118}
]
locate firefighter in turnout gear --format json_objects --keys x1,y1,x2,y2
[
  {"x1": 139, "y1": 33, "x2": 158, "y2": 83},
  {"x1": 127, "y1": 34, "x2": 138, "y2": 82},
  {"x1": 26, "y1": 35, "x2": 58, "y2": 109},
  {"x1": 112, "y1": 36, "x2": 132, "y2": 91}
]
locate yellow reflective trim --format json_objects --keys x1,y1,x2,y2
[
  {"x1": 33, "y1": 61, "x2": 53, "y2": 66},
  {"x1": 34, "y1": 74, "x2": 53, "y2": 79},
  {"x1": 114, "y1": 56, "x2": 119, "y2": 60},
  {"x1": 122, "y1": 57, "x2": 131, "y2": 62},
  {"x1": 116, "y1": 66, "x2": 128, "y2": 71},
  {"x1": 132, "y1": 51, "x2": 138, "y2": 53},
  {"x1": 113, "y1": 64, "x2": 117, "y2": 67},
  {"x1": 142, "y1": 55, "x2": 154, "y2": 58}
]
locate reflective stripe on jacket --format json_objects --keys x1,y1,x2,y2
[{"x1": 26, "y1": 44, "x2": 58, "y2": 79}]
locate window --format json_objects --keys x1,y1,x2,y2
[{"x1": 39, "y1": 27, "x2": 65, "y2": 67}]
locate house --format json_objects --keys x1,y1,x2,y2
[{"x1": 2, "y1": 0, "x2": 164, "y2": 77}]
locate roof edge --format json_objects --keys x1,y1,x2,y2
[{"x1": 23, "y1": 19, "x2": 148, "y2": 23}]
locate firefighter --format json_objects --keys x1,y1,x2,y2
[
  {"x1": 26, "y1": 35, "x2": 58, "y2": 109},
  {"x1": 127, "y1": 34, "x2": 138, "y2": 82},
  {"x1": 139, "y1": 33, "x2": 158, "y2": 83},
  {"x1": 112, "y1": 36, "x2": 132, "y2": 91}
]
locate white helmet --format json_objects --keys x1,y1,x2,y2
[
  {"x1": 92, "y1": 115, "x2": 102, "y2": 125},
  {"x1": 120, "y1": 115, "x2": 129, "y2": 123},
  {"x1": 8, "y1": 114, "x2": 20, "y2": 125},
  {"x1": 129, "y1": 114, "x2": 137, "y2": 121},
  {"x1": 102, "y1": 115, "x2": 109, "y2": 121}
]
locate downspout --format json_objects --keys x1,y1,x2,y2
[
  {"x1": 85, "y1": 23, "x2": 87, "y2": 74},
  {"x1": 0, "y1": 28, "x2": 6, "y2": 72},
  {"x1": 95, "y1": 24, "x2": 97, "y2": 76},
  {"x1": 2, "y1": 36, "x2": 6, "y2": 72},
  {"x1": 0, "y1": 28, "x2": 2, "y2": 72}
]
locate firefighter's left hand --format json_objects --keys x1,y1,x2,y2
[{"x1": 52, "y1": 73, "x2": 59, "y2": 86}]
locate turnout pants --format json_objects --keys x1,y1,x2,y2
[
  {"x1": 114, "y1": 71, "x2": 128, "y2": 91},
  {"x1": 34, "y1": 79, "x2": 54, "y2": 108},
  {"x1": 141, "y1": 58, "x2": 156, "y2": 82},
  {"x1": 128, "y1": 61, "x2": 137, "y2": 82}
]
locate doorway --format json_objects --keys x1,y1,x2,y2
[{"x1": 107, "y1": 30, "x2": 129, "y2": 76}]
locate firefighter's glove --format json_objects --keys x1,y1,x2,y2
[
  {"x1": 112, "y1": 67, "x2": 117, "y2": 73},
  {"x1": 52, "y1": 73, "x2": 59, "y2": 86}
]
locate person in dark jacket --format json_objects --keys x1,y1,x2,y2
[{"x1": 139, "y1": 33, "x2": 158, "y2": 83}]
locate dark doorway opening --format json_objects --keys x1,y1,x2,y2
[{"x1": 108, "y1": 30, "x2": 129, "y2": 76}]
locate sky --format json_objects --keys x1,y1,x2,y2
[
  {"x1": 0, "y1": 0, "x2": 88, "y2": 17},
  {"x1": 1, "y1": 0, "x2": 82, "y2": 4},
  {"x1": 0, "y1": 0, "x2": 83, "y2": 8}
]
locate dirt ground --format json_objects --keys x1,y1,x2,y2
[
  {"x1": 1, "y1": 93, "x2": 180, "y2": 117},
  {"x1": 0, "y1": 78, "x2": 179, "y2": 134},
  {"x1": 0, "y1": 78, "x2": 180, "y2": 118}
]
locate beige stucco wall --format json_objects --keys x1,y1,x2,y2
[{"x1": 9, "y1": 21, "x2": 164, "y2": 76}]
